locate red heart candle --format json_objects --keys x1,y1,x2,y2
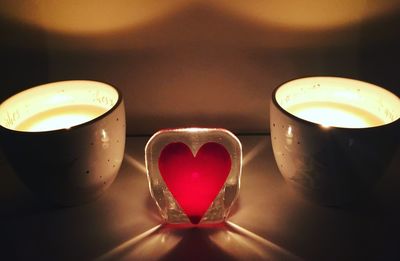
[
  {"x1": 159, "y1": 142, "x2": 231, "y2": 224},
  {"x1": 145, "y1": 128, "x2": 242, "y2": 225}
]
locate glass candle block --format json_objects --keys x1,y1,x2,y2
[{"x1": 145, "y1": 128, "x2": 242, "y2": 225}]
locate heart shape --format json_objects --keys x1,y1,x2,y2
[{"x1": 158, "y1": 142, "x2": 231, "y2": 224}]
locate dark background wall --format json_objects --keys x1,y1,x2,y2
[{"x1": 1, "y1": 0, "x2": 400, "y2": 135}]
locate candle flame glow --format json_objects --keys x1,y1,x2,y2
[
  {"x1": 16, "y1": 105, "x2": 106, "y2": 132},
  {"x1": 29, "y1": 113, "x2": 93, "y2": 131},
  {"x1": 0, "y1": 80, "x2": 119, "y2": 132},
  {"x1": 275, "y1": 77, "x2": 400, "y2": 129},
  {"x1": 288, "y1": 103, "x2": 379, "y2": 128}
]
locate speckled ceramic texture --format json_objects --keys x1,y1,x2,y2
[
  {"x1": 270, "y1": 77, "x2": 400, "y2": 206},
  {"x1": 0, "y1": 81, "x2": 126, "y2": 206}
]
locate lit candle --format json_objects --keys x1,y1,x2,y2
[
  {"x1": 271, "y1": 76, "x2": 400, "y2": 206},
  {"x1": 287, "y1": 101, "x2": 384, "y2": 128},
  {"x1": 0, "y1": 80, "x2": 118, "y2": 132},
  {"x1": 16, "y1": 105, "x2": 106, "y2": 132},
  {"x1": 0, "y1": 80, "x2": 125, "y2": 206},
  {"x1": 275, "y1": 77, "x2": 399, "y2": 128}
]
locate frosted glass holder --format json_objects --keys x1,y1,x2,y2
[{"x1": 145, "y1": 128, "x2": 242, "y2": 225}]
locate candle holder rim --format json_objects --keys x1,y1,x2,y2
[
  {"x1": 0, "y1": 80, "x2": 124, "y2": 135},
  {"x1": 271, "y1": 76, "x2": 400, "y2": 130},
  {"x1": 145, "y1": 127, "x2": 242, "y2": 152}
]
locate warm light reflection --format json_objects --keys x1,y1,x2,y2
[
  {"x1": 177, "y1": 127, "x2": 208, "y2": 133},
  {"x1": 96, "y1": 222, "x2": 300, "y2": 260},
  {"x1": 124, "y1": 154, "x2": 147, "y2": 174},
  {"x1": 0, "y1": 1, "x2": 188, "y2": 34},
  {"x1": 96, "y1": 225, "x2": 181, "y2": 261},
  {"x1": 209, "y1": 221, "x2": 301, "y2": 260},
  {"x1": 3, "y1": 1, "x2": 398, "y2": 35},
  {"x1": 211, "y1": 0, "x2": 400, "y2": 30},
  {"x1": 242, "y1": 140, "x2": 267, "y2": 166},
  {"x1": 285, "y1": 126, "x2": 294, "y2": 145}
]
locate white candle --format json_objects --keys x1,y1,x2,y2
[
  {"x1": 0, "y1": 80, "x2": 118, "y2": 132},
  {"x1": 287, "y1": 101, "x2": 383, "y2": 128},
  {"x1": 274, "y1": 77, "x2": 400, "y2": 129},
  {"x1": 16, "y1": 105, "x2": 106, "y2": 132}
]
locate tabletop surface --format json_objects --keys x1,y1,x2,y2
[{"x1": 1, "y1": 135, "x2": 399, "y2": 261}]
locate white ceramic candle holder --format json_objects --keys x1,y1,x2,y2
[
  {"x1": 145, "y1": 128, "x2": 242, "y2": 225},
  {"x1": 0, "y1": 80, "x2": 126, "y2": 205},
  {"x1": 270, "y1": 77, "x2": 400, "y2": 206}
]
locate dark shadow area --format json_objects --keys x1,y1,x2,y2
[
  {"x1": 0, "y1": 16, "x2": 49, "y2": 102},
  {"x1": 0, "y1": 142, "x2": 159, "y2": 260},
  {"x1": 359, "y1": 10, "x2": 400, "y2": 96}
]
